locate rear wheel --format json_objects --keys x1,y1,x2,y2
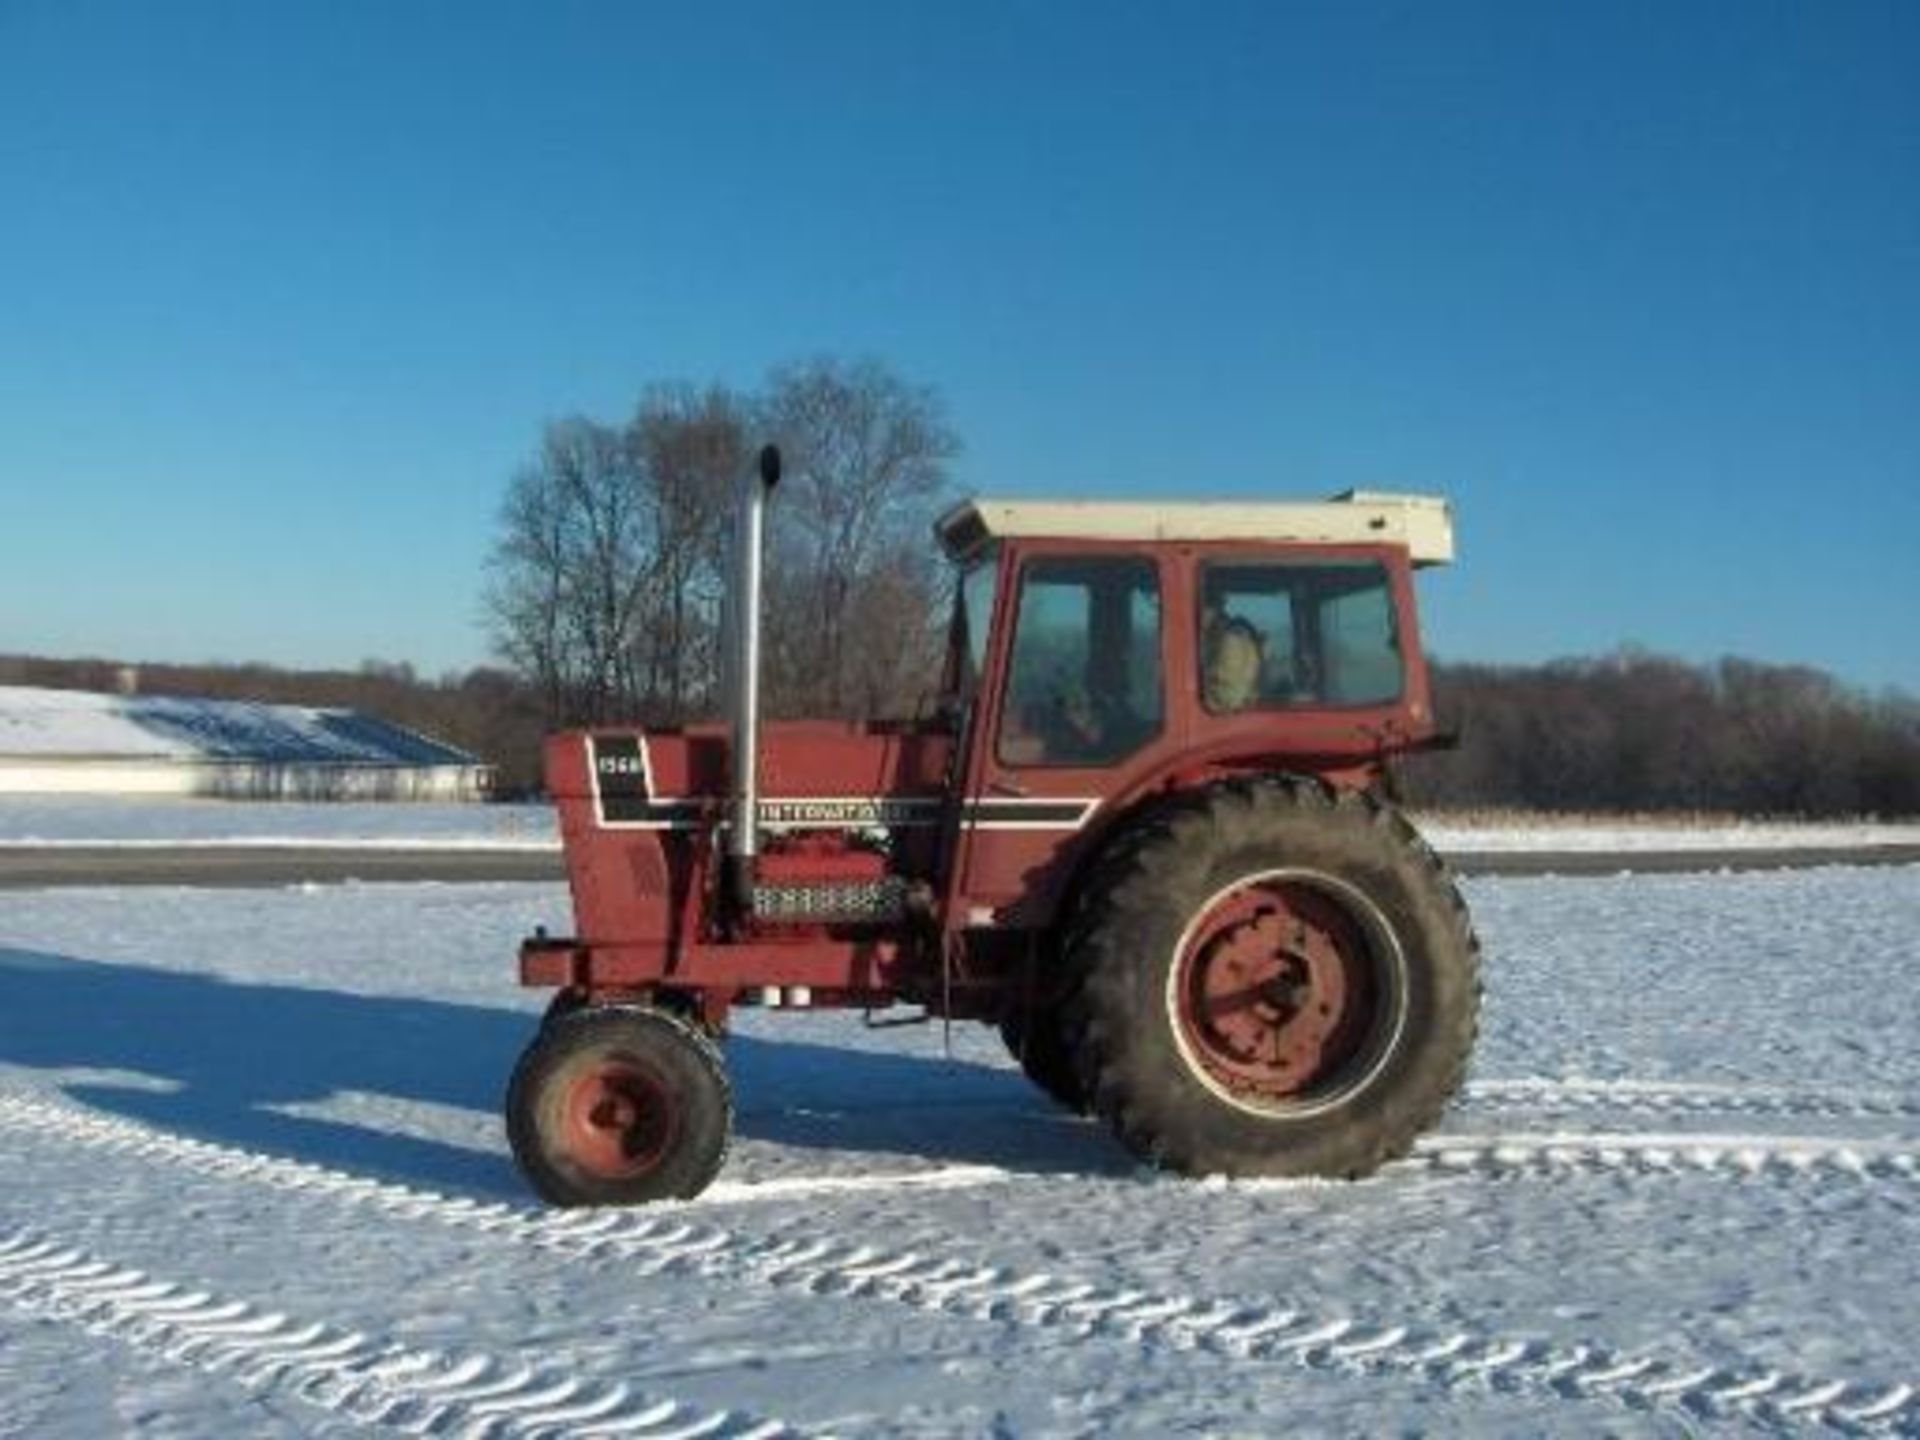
[
  {"x1": 506, "y1": 1006, "x2": 731, "y2": 1205},
  {"x1": 999, "y1": 1003, "x2": 1090, "y2": 1114},
  {"x1": 1066, "y1": 778, "x2": 1478, "y2": 1178},
  {"x1": 539, "y1": 989, "x2": 587, "y2": 1032}
]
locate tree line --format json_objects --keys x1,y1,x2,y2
[
  {"x1": 8, "y1": 354, "x2": 1915, "y2": 814},
  {"x1": 10, "y1": 643, "x2": 1914, "y2": 815},
  {"x1": 1413, "y1": 650, "x2": 1920, "y2": 817}
]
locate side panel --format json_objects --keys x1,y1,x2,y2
[
  {"x1": 545, "y1": 723, "x2": 956, "y2": 969},
  {"x1": 547, "y1": 732, "x2": 682, "y2": 950}
]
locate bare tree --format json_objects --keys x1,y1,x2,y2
[
  {"x1": 627, "y1": 383, "x2": 749, "y2": 721},
  {"x1": 485, "y1": 452, "x2": 576, "y2": 722},
  {"x1": 760, "y1": 357, "x2": 959, "y2": 714},
  {"x1": 485, "y1": 417, "x2": 649, "y2": 724},
  {"x1": 487, "y1": 358, "x2": 958, "y2": 728}
]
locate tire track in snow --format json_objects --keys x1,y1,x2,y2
[
  {"x1": 1464, "y1": 1076, "x2": 1920, "y2": 1125},
  {"x1": 703, "y1": 1165, "x2": 1010, "y2": 1203},
  {"x1": 4, "y1": 1092, "x2": 1916, "y2": 1434},
  {"x1": 0, "y1": 1224, "x2": 803, "y2": 1439},
  {"x1": 1407, "y1": 1130, "x2": 1920, "y2": 1185}
]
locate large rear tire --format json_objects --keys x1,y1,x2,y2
[
  {"x1": 1066, "y1": 778, "x2": 1478, "y2": 1179},
  {"x1": 506, "y1": 1006, "x2": 731, "y2": 1206},
  {"x1": 999, "y1": 1003, "x2": 1091, "y2": 1114}
]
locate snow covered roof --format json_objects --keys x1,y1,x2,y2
[
  {"x1": 0, "y1": 686, "x2": 477, "y2": 767},
  {"x1": 936, "y1": 490, "x2": 1456, "y2": 566}
]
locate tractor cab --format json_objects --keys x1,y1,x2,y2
[{"x1": 929, "y1": 493, "x2": 1455, "y2": 927}]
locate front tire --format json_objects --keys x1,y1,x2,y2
[
  {"x1": 1066, "y1": 778, "x2": 1478, "y2": 1179},
  {"x1": 506, "y1": 1006, "x2": 732, "y2": 1205}
]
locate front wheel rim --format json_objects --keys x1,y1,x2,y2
[
  {"x1": 559, "y1": 1058, "x2": 677, "y2": 1180},
  {"x1": 1167, "y1": 868, "x2": 1408, "y2": 1118}
]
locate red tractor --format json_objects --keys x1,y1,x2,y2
[{"x1": 507, "y1": 447, "x2": 1478, "y2": 1205}]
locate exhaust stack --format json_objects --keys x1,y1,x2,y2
[{"x1": 726, "y1": 443, "x2": 781, "y2": 912}]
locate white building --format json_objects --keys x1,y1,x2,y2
[{"x1": 0, "y1": 686, "x2": 492, "y2": 801}]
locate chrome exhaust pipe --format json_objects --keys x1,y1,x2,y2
[{"x1": 726, "y1": 443, "x2": 780, "y2": 912}]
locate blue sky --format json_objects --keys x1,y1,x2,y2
[{"x1": 2, "y1": 1, "x2": 1916, "y2": 690}]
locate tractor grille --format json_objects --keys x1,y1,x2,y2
[{"x1": 755, "y1": 878, "x2": 909, "y2": 924}]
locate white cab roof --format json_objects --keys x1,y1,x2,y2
[{"x1": 936, "y1": 490, "x2": 1455, "y2": 566}]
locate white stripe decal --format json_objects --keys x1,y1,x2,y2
[
  {"x1": 964, "y1": 798, "x2": 1102, "y2": 831},
  {"x1": 587, "y1": 735, "x2": 1099, "y2": 832}
]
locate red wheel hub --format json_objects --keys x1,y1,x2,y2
[
  {"x1": 1173, "y1": 877, "x2": 1381, "y2": 1107},
  {"x1": 561, "y1": 1060, "x2": 676, "y2": 1180}
]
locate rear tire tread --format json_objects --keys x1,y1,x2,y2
[{"x1": 1062, "y1": 776, "x2": 1480, "y2": 1178}]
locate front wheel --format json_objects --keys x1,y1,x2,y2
[
  {"x1": 1066, "y1": 778, "x2": 1479, "y2": 1179},
  {"x1": 506, "y1": 1006, "x2": 732, "y2": 1205}
]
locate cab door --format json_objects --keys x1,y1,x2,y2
[{"x1": 954, "y1": 544, "x2": 1179, "y2": 928}]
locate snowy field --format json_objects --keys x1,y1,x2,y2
[
  {"x1": 6, "y1": 795, "x2": 1920, "y2": 857},
  {"x1": 2, "y1": 864, "x2": 1918, "y2": 1436}
]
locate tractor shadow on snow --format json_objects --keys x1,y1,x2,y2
[{"x1": 0, "y1": 946, "x2": 1129, "y2": 1204}]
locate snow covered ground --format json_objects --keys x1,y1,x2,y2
[
  {"x1": 2, "y1": 864, "x2": 1917, "y2": 1436},
  {"x1": 6, "y1": 794, "x2": 1919, "y2": 857}
]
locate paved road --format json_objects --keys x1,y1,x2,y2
[
  {"x1": 2, "y1": 843, "x2": 1918, "y2": 888},
  {"x1": 0, "y1": 847, "x2": 564, "y2": 888}
]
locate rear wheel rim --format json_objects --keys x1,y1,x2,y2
[
  {"x1": 1168, "y1": 868, "x2": 1406, "y2": 1117},
  {"x1": 560, "y1": 1058, "x2": 676, "y2": 1180}
]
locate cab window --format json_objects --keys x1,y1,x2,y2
[
  {"x1": 998, "y1": 556, "x2": 1162, "y2": 767},
  {"x1": 960, "y1": 554, "x2": 998, "y2": 684},
  {"x1": 1199, "y1": 560, "x2": 1403, "y2": 711}
]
